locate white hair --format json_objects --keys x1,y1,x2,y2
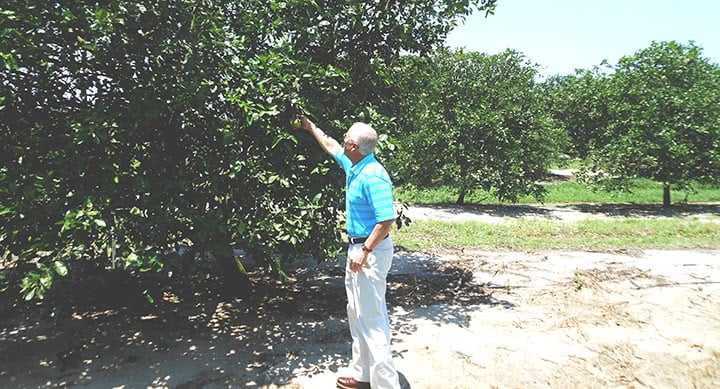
[{"x1": 348, "y1": 122, "x2": 377, "y2": 156}]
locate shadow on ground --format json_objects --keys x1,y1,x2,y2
[
  {"x1": 415, "y1": 203, "x2": 558, "y2": 218},
  {"x1": 564, "y1": 202, "x2": 720, "y2": 218},
  {"x1": 0, "y1": 249, "x2": 503, "y2": 388}
]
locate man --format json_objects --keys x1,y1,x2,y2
[{"x1": 299, "y1": 117, "x2": 401, "y2": 389}]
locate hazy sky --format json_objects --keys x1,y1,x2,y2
[{"x1": 446, "y1": 0, "x2": 720, "y2": 77}]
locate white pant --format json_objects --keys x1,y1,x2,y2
[{"x1": 345, "y1": 237, "x2": 400, "y2": 389}]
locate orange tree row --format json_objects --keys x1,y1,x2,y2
[
  {"x1": 541, "y1": 41, "x2": 720, "y2": 206},
  {"x1": 383, "y1": 42, "x2": 720, "y2": 206}
]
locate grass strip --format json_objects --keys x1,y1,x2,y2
[
  {"x1": 393, "y1": 218, "x2": 720, "y2": 252},
  {"x1": 394, "y1": 181, "x2": 720, "y2": 205}
]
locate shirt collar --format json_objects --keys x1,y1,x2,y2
[{"x1": 349, "y1": 153, "x2": 375, "y2": 176}]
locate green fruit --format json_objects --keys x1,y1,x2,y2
[{"x1": 290, "y1": 119, "x2": 302, "y2": 129}]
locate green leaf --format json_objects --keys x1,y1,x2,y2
[
  {"x1": 39, "y1": 274, "x2": 53, "y2": 289},
  {"x1": 0, "y1": 272, "x2": 8, "y2": 293},
  {"x1": 126, "y1": 253, "x2": 139, "y2": 265},
  {"x1": 23, "y1": 289, "x2": 35, "y2": 301},
  {"x1": 53, "y1": 261, "x2": 68, "y2": 277},
  {"x1": 94, "y1": 219, "x2": 107, "y2": 227},
  {"x1": 143, "y1": 290, "x2": 154, "y2": 304},
  {"x1": 1, "y1": 52, "x2": 19, "y2": 71}
]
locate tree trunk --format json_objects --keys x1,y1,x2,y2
[
  {"x1": 212, "y1": 245, "x2": 253, "y2": 298},
  {"x1": 456, "y1": 188, "x2": 466, "y2": 205},
  {"x1": 663, "y1": 183, "x2": 671, "y2": 207}
]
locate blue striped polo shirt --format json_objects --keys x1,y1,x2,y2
[{"x1": 333, "y1": 150, "x2": 396, "y2": 238}]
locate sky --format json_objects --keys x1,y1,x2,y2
[{"x1": 446, "y1": 0, "x2": 720, "y2": 78}]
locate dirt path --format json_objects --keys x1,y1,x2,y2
[
  {"x1": 293, "y1": 249, "x2": 720, "y2": 389},
  {"x1": 406, "y1": 203, "x2": 720, "y2": 223},
  {"x1": 1, "y1": 205, "x2": 719, "y2": 388}
]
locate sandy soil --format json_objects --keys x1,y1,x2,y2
[
  {"x1": 406, "y1": 203, "x2": 720, "y2": 224},
  {"x1": 295, "y1": 249, "x2": 720, "y2": 389},
  {"x1": 1, "y1": 206, "x2": 719, "y2": 389}
]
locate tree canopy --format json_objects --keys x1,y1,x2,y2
[
  {"x1": 581, "y1": 41, "x2": 720, "y2": 205},
  {"x1": 386, "y1": 48, "x2": 562, "y2": 204},
  {"x1": 0, "y1": 0, "x2": 498, "y2": 300},
  {"x1": 540, "y1": 66, "x2": 612, "y2": 158}
]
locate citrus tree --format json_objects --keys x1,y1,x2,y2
[
  {"x1": 540, "y1": 67, "x2": 612, "y2": 158},
  {"x1": 581, "y1": 41, "x2": 720, "y2": 205},
  {"x1": 0, "y1": 0, "x2": 498, "y2": 300},
  {"x1": 386, "y1": 48, "x2": 562, "y2": 204}
]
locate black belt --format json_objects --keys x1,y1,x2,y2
[{"x1": 348, "y1": 234, "x2": 389, "y2": 245}]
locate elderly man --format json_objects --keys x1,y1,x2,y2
[{"x1": 299, "y1": 117, "x2": 400, "y2": 389}]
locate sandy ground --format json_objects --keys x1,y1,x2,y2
[
  {"x1": 406, "y1": 203, "x2": 720, "y2": 224},
  {"x1": 1, "y1": 205, "x2": 719, "y2": 389},
  {"x1": 295, "y1": 249, "x2": 720, "y2": 389}
]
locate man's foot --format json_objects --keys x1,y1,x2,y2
[{"x1": 336, "y1": 376, "x2": 371, "y2": 389}]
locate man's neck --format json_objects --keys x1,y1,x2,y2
[{"x1": 350, "y1": 153, "x2": 371, "y2": 166}]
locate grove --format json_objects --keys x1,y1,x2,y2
[{"x1": 1, "y1": 1, "x2": 718, "y2": 302}]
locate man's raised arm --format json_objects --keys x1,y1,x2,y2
[{"x1": 299, "y1": 117, "x2": 341, "y2": 156}]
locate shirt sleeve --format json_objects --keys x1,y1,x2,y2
[
  {"x1": 364, "y1": 176, "x2": 396, "y2": 223},
  {"x1": 333, "y1": 148, "x2": 352, "y2": 174}
]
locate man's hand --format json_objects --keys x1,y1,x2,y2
[
  {"x1": 299, "y1": 116, "x2": 315, "y2": 132},
  {"x1": 298, "y1": 116, "x2": 341, "y2": 156},
  {"x1": 348, "y1": 249, "x2": 369, "y2": 273}
]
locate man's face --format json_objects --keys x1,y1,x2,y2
[{"x1": 343, "y1": 130, "x2": 358, "y2": 157}]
